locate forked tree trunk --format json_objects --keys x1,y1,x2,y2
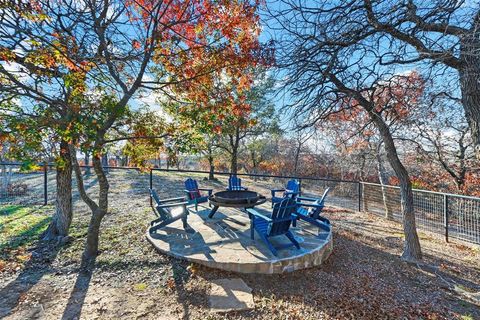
[
  {"x1": 82, "y1": 207, "x2": 106, "y2": 268},
  {"x1": 459, "y1": 34, "x2": 480, "y2": 160},
  {"x1": 43, "y1": 140, "x2": 73, "y2": 241},
  {"x1": 369, "y1": 111, "x2": 422, "y2": 262},
  {"x1": 81, "y1": 155, "x2": 109, "y2": 268},
  {"x1": 70, "y1": 146, "x2": 109, "y2": 270}
]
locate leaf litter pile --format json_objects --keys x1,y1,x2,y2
[{"x1": 0, "y1": 170, "x2": 479, "y2": 319}]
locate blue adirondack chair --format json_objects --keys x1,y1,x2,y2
[
  {"x1": 227, "y1": 175, "x2": 248, "y2": 191},
  {"x1": 184, "y1": 178, "x2": 213, "y2": 211},
  {"x1": 246, "y1": 197, "x2": 300, "y2": 256},
  {"x1": 271, "y1": 179, "x2": 300, "y2": 207},
  {"x1": 294, "y1": 188, "x2": 331, "y2": 233},
  {"x1": 149, "y1": 189, "x2": 189, "y2": 233}
]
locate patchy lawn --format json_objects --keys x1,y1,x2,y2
[
  {"x1": 0, "y1": 170, "x2": 479, "y2": 319},
  {"x1": 0, "y1": 205, "x2": 52, "y2": 273}
]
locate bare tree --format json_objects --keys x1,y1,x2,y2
[
  {"x1": 408, "y1": 96, "x2": 475, "y2": 192},
  {"x1": 269, "y1": 0, "x2": 423, "y2": 261}
]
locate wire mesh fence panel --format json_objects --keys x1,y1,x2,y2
[
  {"x1": 412, "y1": 191, "x2": 444, "y2": 234},
  {"x1": 362, "y1": 183, "x2": 402, "y2": 220},
  {"x1": 361, "y1": 182, "x2": 480, "y2": 245},
  {"x1": 0, "y1": 164, "x2": 47, "y2": 205},
  {"x1": 301, "y1": 179, "x2": 358, "y2": 211},
  {"x1": 448, "y1": 195, "x2": 480, "y2": 244}
]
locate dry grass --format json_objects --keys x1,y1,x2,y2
[{"x1": 0, "y1": 170, "x2": 479, "y2": 319}]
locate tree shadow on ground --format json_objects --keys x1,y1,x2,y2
[
  {"x1": 0, "y1": 241, "x2": 61, "y2": 318},
  {"x1": 169, "y1": 260, "x2": 209, "y2": 320},
  {"x1": 60, "y1": 261, "x2": 96, "y2": 320}
]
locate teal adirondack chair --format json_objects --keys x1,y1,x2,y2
[
  {"x1": 294, "y1": 188, "x2": 331, "y2": 233},
  {"x1": 149, "y1": 189, "x2": 189, "y2": 233},
  {"x1": 271, "y1": 179, "x2": 300, "y2": 207},
  {"x1": 184, "y1": 178, "x2": 213, "y2": 211},
  {"x1": 227, "y1": 175, "x2": 248, "y2": 191},
  {"x1": 246, "y1": 197, "x2": 300, "y2": 256}
]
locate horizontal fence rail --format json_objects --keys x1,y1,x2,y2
[{"x1": 1, "y1": 163, "x2": 479, "y2": 246}]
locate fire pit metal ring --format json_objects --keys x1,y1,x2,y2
[{"x1": 207, "y1": 190, "x2": 266, "y2": 218}]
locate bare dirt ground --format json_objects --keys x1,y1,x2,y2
[{"x1": 1, "y1": 170, "x2": 479, "y2": 320}]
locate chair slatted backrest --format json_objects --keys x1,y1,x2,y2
[
  {"x1": 284, "y1": 179, "x2": 300, "y2": 197},
  {"x1": 185, "y1": 178, "x2": 201, "y2": 200},
  {"x1": 311, "y1": 187, "x2": 330, "y2": 219},
  {"x1": 150, "y1": 189, "x2": 172, "y2": 219},
  {"x1": 269, "y1": 198, "x2": 297, "y2": 236},
  {"x1": 228, "y1": 175, "x2": 243, "y2": 190}
]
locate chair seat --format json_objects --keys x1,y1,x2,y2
[
  {"x1": 169, "y1": 206, "x2": 187, "y2": 218},
  {"x1": 193, "y1": 195, "x2": 209, "y2": 203},
  {"x1": 297, "y1": 207, "x2": 310, "y2": 217}
]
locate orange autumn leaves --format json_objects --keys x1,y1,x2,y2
[
  {"x1": 325, "y1": 71, "x2": 425, "y2": 147},
  {"x1": 125, "y1": 0, "x2": 264, "y2": 131}
]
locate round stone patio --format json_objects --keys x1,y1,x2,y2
[{"x1": 146, "y1": 203, "x2": 333, "y2": 274}]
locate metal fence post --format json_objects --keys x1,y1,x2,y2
[
  {"x1": 43, "y1": 163, "x2": 48, "y2": 205},
  {"x1": 149, "y1": 168, "x2": 153, "y2": 207},
  {"x1": 358, "y1": 182, "x2": 362, "y2": 212},
  {"x1": 443, "y1": 194, "x2": 449, "y2": 242}
]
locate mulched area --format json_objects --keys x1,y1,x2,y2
[{"x1": 0, "y1": 170, "x2": 479, "y2": 319}]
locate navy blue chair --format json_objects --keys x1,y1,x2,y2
[
  {"x1": 246, "y1": 197, "x2": 300, "y2": 256},
  {"x1": 271, "y1": 179, "x2": 300, "y2": 207},
  {"x1": 294, "y1": 188, "x2": 331, "y2": 232},
  {"x1": 149, "y1": 189, "x2": 189, "y2": 233},
  {"x1": 184, "y1": 178, "x2": 213, "y2": 211},
  {"x1": 227, "y1": 175, "x2": 247, "y2": 191}
]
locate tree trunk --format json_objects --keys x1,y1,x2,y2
[
  {"x1": 80, "y1": 155, "x2": 109, "y2": 269},
  {"x1": 293, "y1": 144, "x2": 301, "y2": 175},
  {"x1": 81, "y1": 208, "x2": 106, "y2": 269},
  {"x1": 229, "y1": 130, "x2": 240, "y2": 175},
  {"x1": 230, "y1": 151, "x2": 238, "y2": 175},
  {"x1": 376, "y1": 147, "x2": 393, "y2": 220},
  {"x1": 369, "y1": 111, "x2": 422, "y2": 261},
  {"x1": 208, "y1": 155, "x2": 215, "y2": 180},
  {"x1": 459, "y1": 35, "x2": 480, "y2": 160},
  {"x1": 43, "y1": 140, "x2": 73, "y2": 241}
]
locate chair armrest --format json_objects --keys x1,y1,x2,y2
[
  {"x1": 297, "y1": 196, "x2": 318, "y2": 202},
  {"x1": 284, "y1": 191, "x2": 300, "y2": 196},
  {"x1": 157, "y1": 202, "x2": 188, "y2": 209},
  {"x1": 297, "y1": 202, "x2": 323, "y2": 208},
  {"x1": 246, "y1": 208, "x2": 272, "y2": 222},
  {"x1": 198, "y1": 188, "x2": 213, "y2": 196},
  {"x1": 158, "y1": 197, "x2": 187, "y2": 204}
]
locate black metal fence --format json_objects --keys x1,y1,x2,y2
[
  {"x1": 362, "y1": 182, "x2": 480, "y2": 245},
  {"x1": 1, "y1": 163, "x2": 479, "y2": 246}
]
